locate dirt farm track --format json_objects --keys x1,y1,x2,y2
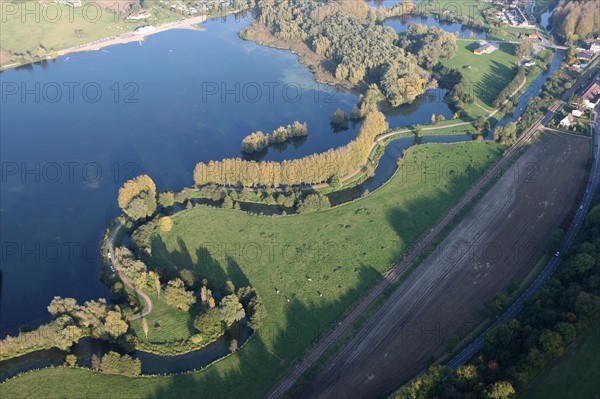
[{"x1": 301, "y1": 132, "x2": 590, "y2": 398}]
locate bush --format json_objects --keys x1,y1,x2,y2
[
  {"x1": 65, "y1": 354, "x2": 77, "y2": 367},
  {"x1": 99, "y1": 351, "x2": 141, "y2": 376},
  {"x1": 229, "y1": 339, "x2": 238, "y2": 352},
  {"x1": 159, "y1": 216, "x2": 173, "y2": 232},
  {"x1": 331, "y1": 108, "x2": 349, "y2": 131},
  {"x1": 296, "y1": 194, "x2": 331, "y2": 214}
]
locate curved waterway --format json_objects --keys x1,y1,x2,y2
[
  {"x1": 0, "y1": 325, "x2": 252, "y2": 381},
  {"x1": 384, "y1": 15, "x2": 487, "y2": 38},
  {"x1": 0, "y1": 12, "x2": 455, "y2": 336},
  {"x1": 0, "y1": 11, "x2": 564, "y2": 379},
  {"x1": 331, "y1": 49, "x2": 565, "y2": 204}
]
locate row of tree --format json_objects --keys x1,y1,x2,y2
[
  {"x1": 194, "y1": 110, "x2": 388, "y2": 187},
  {"x1": 242, "y1": 121, "x2": 308, "y2": 153},
  {"x1": 0, "y1": 297, "x2": 129, "y2": 360},
  {"x1": 394, "y1": 201, "x2": 600, "y2": 399},
  {"x1": 493, "y1": 69, "x2": 524, "y2": 108}
]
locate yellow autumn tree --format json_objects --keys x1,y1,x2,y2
[
  {"x1": 117, "y1": 175, "x2": 157, "y2": 220},
  {"x1": 142, "y1": 318, "x2": 149, "y2": 339},
  {"x1": 193, "y1": 110, "x2": 388, "y2": 187},
  {"x1": 159, "y1": 216, "x2": 173, "y2": 232},
  {"x1": 148, "y1": 271, "x2": 161, "y2": 296}
]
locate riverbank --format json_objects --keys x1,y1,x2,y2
[
  {"x1": 0, "y1": 141, "x2": 505, "y2": 398},
  {"x1": 238, "y1": 22, "x2": 357, "y2": 91},
  {"x1": 54, "y1": 15, "x2": 208, "y2": 58},
  {"x1": 0, "y1": 7, "x2": 247, "y2": 71}
]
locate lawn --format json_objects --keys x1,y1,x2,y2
[
  {"x1": 521, "y1": 320, "x2": 600, "y2": 399},
  {"x1": 0, "y1": 2, "x2": 177, "y2": 64},
  {"x1": 441, "y1": 40, "x2": 518, "y2": 109},
  {"x1": 487, "y1": 26, "x2": 537, "y2": 42},
  {"x1": 128, "y1": 290, "x2": 196, "y2": 346},
  {"x1": 0, "y1": 141, "x2": 504, "y2": 398}
]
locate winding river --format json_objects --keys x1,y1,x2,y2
[{"x1": 0, "y1": 11, "x2": 564, "y2": 380}]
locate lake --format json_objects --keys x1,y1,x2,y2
[
  {"x1": 384, "y1": 15, "x2": 487, "y2": 38},
  {"x1": 0, "y1": 10, "x2": 568, "y2": 379},
  {"x1": 0, "y1": 13, "x2": 454, "y2": 336}
]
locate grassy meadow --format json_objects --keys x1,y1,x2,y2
[
  {"x1": 441, "y1": 40, "x2": 518, "y2": 109},
  {"x1": 0, "y1": 140, "x2": 505, "y2": 398},
  {"x1": 0, "y1": 2, "x2": 177, "y2": 65}
]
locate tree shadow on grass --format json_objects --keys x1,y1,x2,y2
[
  {"x1": 226, "y1": 255, "x2": 251, "y2": 289},
  {"x1": 478, "y1": 60, "x2": 517, "y2": 106},
  {"x1": 142, "y1": 266, "x2": 383, "y2": 399},
  {"x1": 149, "y1": 235, "x2": 230, "y2": 290},
  {"x1": 465, "y1": 41, "x2": 480, "y2": 53},
  {"x1": 142, "y1": 149, "x2": 503, "y2": 398}
]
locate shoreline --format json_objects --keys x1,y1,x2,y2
[
  {"x1": 55, "y1": 15, "x2": 209, "y2": 58},
  {"x1": 1, "y1": 9, "x2": 246, "y2": 71}
]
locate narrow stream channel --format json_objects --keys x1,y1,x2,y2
[{"x1": 0, "y1": 11, "x2": 566, "y2": 381}]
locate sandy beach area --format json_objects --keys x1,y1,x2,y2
[{"x1": 55, "y1": 15, "x2": 209, "y2": 57}]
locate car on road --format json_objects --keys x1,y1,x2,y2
[
  {"x1": 580, "y1": 205, "x2": 584, "y2": 210},
  {"x1": 555, "y1": 251, "x2": 560, "y2": 257},
  {"x1": 107, "y1": 251, "x2": 111, "y2": 259}
]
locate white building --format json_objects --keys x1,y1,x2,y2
[
  {"x1": 560, "y1": 114, "x2": 574, "y2": 127},
  {"x1": 134, "y1": 25, "x2": 156, "y2": 35}
]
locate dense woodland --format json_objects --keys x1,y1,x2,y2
[
  {"x1": 194, "y1": 110, "x2": 388, "y2": 187},
  {"x1": 551, "y1": 1, "x2": 600, "y2": 43},
  {"x1": 255, "y1": 0, "x2": 433, "y2": 106},
  {"x1": 397, "y1": 24, "x2": 458, "y2": 70},
  {"x1": 393, "y1": 199, "x2": 600, "y2": 399}
]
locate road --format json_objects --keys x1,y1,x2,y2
[
  {"x1": 267, "y1": 64, "x2": 600, "y2": 399},
  {"x1": 447, "y1": 107, "x2": 600, "y2": 370},
  {"x1": 311, "y1": 76, "x2": 523, "y2": 191},
  {"x1": 108, "y1": 219, "x2": 153, "y2": 321},
  {"x1": 267, "y1": 82, "x2": 559, "y2": 399}
]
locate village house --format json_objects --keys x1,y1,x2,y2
[
  {"x1": 474, "y1": 42, "x2": 498, "y2": 55},
  {"x1": 590, "y1": 40, "x2": 600, "y2": 54},
  {"x1": 581, "y1": 80, "x2": 600, "y2": 109},
  {"x1": 134, "y1": 25, "x2": 156, "y2": 35},
  {"x1": 577, "y1": 51, "x2": 594, "y2": 63},
  {"x1": 560, "y1": 113, "x2": 574, "y2": 127}
]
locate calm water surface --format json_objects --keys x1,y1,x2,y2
[{"x1": 0, "y1": 14, "x2": 454, "y2": 335}]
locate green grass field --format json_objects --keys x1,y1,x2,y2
[
  {"x1": 487, "y1": 26, "x2": 537, "y2": 42},
  {"x1": 521, "y1": 321, "x2": 600, "y2": 399},
  {"x1": 0, "y1": 2, "x2": 177, "y2": 64},
  {"x1": 129, "y1": 290, "x2": 195, "y2": 345},
  {"x1": 441, "y1": 40, "x2": 518, "y2": 109},
  {"x1": 0, "y1": 141, "x2": 504, "y2": 398}
]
